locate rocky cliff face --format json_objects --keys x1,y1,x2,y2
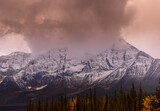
[{"x1": 0, "y1": 39, "x2": 159, "y2": 103}]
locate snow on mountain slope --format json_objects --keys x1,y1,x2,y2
[
  {"x1": 0, "y1": 52, "x2": 31, "y2": 71},
  {"x1": 0, "y1": 39, "x2": 159, "y2": 94}
]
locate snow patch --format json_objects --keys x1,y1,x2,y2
[
  {"x1": 27, "y1": 85, "x2": 47, "y2": 90},
  {"x1": 92, "y1": 70, "x2": 113, "y2": 81},
  {"x1": 27, "y1": 86, "x2": 32, "y2": 89},
  {"x1": 67, "y1": 64, "x2": 85, "y2": 72},
  {"x1": 35, "y1": 85, "x2": 47, "y2": 90},
  {"x1": 0, "y1": 68, "x2": 8, "y2": 72}
]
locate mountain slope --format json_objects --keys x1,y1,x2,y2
[{"x1": 0, "y1": 39, "x2": 159, "y2": 104}]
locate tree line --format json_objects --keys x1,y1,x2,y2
[{"x1": 27, "y1": 83, "x2": 160, "y2": 111}]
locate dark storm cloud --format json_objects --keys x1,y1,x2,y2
[{"x1": 0, "y1": 0, "x2": 132, "y2": 52}]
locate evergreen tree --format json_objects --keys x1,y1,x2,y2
[
  {"x1": 44, "y1": 97, "x2": 49, "y2": 111},
  {"x1": 54, "y1": 101, "x2": 59, "y2": 111},
  {"x1": 64, "y1": 95, "x2": 68, "y2": 111},
  {"x1": 27, "y1": 98, "x2": 34, "y2": 111},
  {"x1": 36, "y1": 98, "x2": 42, "y2": 111},
  {"x1": 27, "y1": 81, "x2": 160, "y2": 111},
  {"x1": 60, "y1": 96, "x2": 65, "y2": 111},
  {"x1": 89, "y1": 89, "x2": 94, "y2": 111},
  {"x1": 156, "y1": 78, "x2": 160, "y2": 99},
  {"x1": 126, "y1": 92, "x2": 131, "y2": 111},
  {"x1": 93, "y1": 88, "x2": 97, "y2": 111},
  {"x1": 50, "y1": 97, "x2": 54, "y2": 111},
  {"x1": 113, "y1": 90, "x2": 118, "y2": 104},
  {"x1": 104, "y1": 93, "x2": 109, "y2": 111},
  {"x1": 112, "y1": 90, "x2": 118, "y2": 111},
  {"x1": 137, "y1": 83, "x2": 143, "y2": 111},
  {"x1": 82, "y1": 98, "x2": 86, "y2": 111},
  {"x1": 85, "y1": 93, "x2": 90, "y2": 111},
  {"x1": 130, "y1": 83, "x2": 136, "y2": 99},
  {"x1": 76, "y1": 95, "x2": 81, "y2": 111},
  {"x1": 156, "y1": 78, "x2": 160, "y2": 108},
  {"x1": 130, "y1": 83, "x2": 137, "y2": 111},
  {"x1": 119, "y1": 86, "x2": 125, "y2": 111},
  {"x1": 107, "y1": 101, "x2": 110, "y2": 111}
]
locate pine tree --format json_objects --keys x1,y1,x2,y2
[
  {"x1": 44, "y1": 97, "x2": 49, "y2": 111},
  {"x1": 112, "y1": 90, "x2": 118, "y2": 111},
  {"x1": 36, "y1": 98, "x2": 42, "y2": 111},
  {"x1": 60, "y1": 96, "x2": 65, "y2": 111},
  {"x1": 130, "y1": 83, "x2": 137, "y2": 111},
  {"x1": 64, "y1": 95, "x2": 68, "y2": 111},
  {"x1": 156, "y1": 78, "x2": 160, "y2": 108},
  {"x1": 85, "y1": 93, "x2": 90, "y2": 111},
  {"x1": 27, "y1": 98, "x2": 34, "y2": 111},
  {"x1": 93, "y1": 88, "x2": 97, "y2": 111},
  {"x1": 127, "y1": 92, "x2": 131, "y2": 111},
  {"x1": 137, "y1": 83, "x2": 143, "y2": 111},
  {"x1": 113, "y1": 90, "x2": 118, "y2": 104},
  {"x1": 76, "y1": 95, "x2": 81, "y2": 111},
  {"x1": 156, "y1": 78, "x2": 160, "y2": 99},
  {"x1": 26, "y1": 81, "x2": 160, "y2": 111},
  {"x1": 119, "y1": 86, "x2": 125, "y2": 111},
  {"x1": 104, "y1": 93, "x2": 109, "y2": 111},
  {"x1": 107, "y1": 100, "x2": 110, "y2": 111},
  {"x1": 89, "y1": 89, "x2": 94, "y2": 111},
  {"x1": 130, "y1": 83, "x2": 136, "y2": 99},
  {"x1": 81, "y1": 97, "x2": 86, "y2": 111},
  {"x1": 49, "y1": 97, "x2": 54, "y2": 111},
  {"x1": 54, "y1": 101, "x2": 58, "y2": 111}
]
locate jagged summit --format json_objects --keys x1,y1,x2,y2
[{"x1": 0, "y1": 40, "x2": 159, "y2": 104}]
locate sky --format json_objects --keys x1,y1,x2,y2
[
  {"x1": 0, "y1": 0, "x2": 160, "y2": 58},
  {"x1": 122, "y1": 0, "x2": 160, "y2": 58}
]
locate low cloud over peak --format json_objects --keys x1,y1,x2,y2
[{"x1": 0, "y1": 0, "x2": 133, "y2": 53}]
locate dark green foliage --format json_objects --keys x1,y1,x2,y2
[
  {"x1": 27, "y1": 83, "x2": 156, "y2": 111},
  {"x1": 36, "y1": 98, "x2": 43, "y2": 111},
  {"x1": 119, "y1": 86, "x2": 126, "y2": 111},
  {"x1": 156, "y1": 78, "x2": 160, "y2": 108},
  {"x1": 113, "y1": 90, "x2": 118, "y2": 104},
  {"x1": 44, "y1": 97, "x2": 49, "y2": 111},
  {"x1": 27, "y1": 98, "x2": 34, "y2": 111},
  {"x1": 76, "y1": 95, "x2": 81, "y2": 111},
  {"x1": 130, "y1": 83, "x2": 137, "y2": 111},
  {"x1": 104, "y1": 93, "x2": 108, "y2": 111},
  {"x1": 50, "y1": 97, "x2": 54, "y2": 111},
  {"x1": 93, "y1": 88, "x2": 97, "y2": 111},
  {"x1": 156, "y1": 78, "x2": 160, "y2": 100},
  {"x1": 137, "y1": 83, "x2": 143, "y2": 111}
]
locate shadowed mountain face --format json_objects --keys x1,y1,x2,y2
[{"x1": 0, "y1": 39, "x2": 159, "y2": 104}]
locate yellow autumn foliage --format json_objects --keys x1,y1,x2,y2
[
  {"x1": 69, "y1": 97, "x2": 77, "y2": 111},
  {"x1": 142, "y1": 95, "x2": 160, "y2": 111}
]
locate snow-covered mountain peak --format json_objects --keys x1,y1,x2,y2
[{"x1": 0, "y1": 40, "x2": 159, "y2": 96}]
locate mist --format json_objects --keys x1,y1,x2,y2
[
  {"x1": 0, "y1": 0, "x2": 132, "y2": 54},
  {"x1": 122, "y1": 0, "x2": 160, "y2": 58}
]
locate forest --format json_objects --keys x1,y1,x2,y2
[{"x1": 27, "y1": 83, "x2": 160, "y2": 111}]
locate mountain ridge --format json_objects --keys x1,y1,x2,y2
[{"x1": 0, "y1": 39, "x2": 159, "y2": 104}]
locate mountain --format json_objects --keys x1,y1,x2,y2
[{"x1": 0, "y1": 39, "x2": 159, "y2": 104}]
